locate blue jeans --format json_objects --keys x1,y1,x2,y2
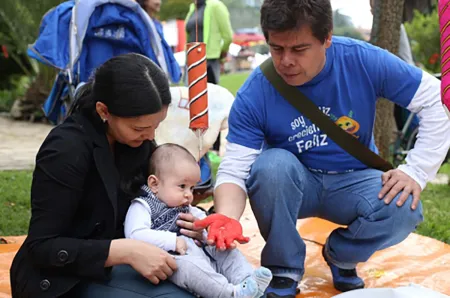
[
  {"x1": 246, "y1": 149, "x2": 424, "y2": 282},
  {"x1": 65, "y1": 265, "x2": 194, "y2": 297}
]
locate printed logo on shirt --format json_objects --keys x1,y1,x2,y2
[
  {"x1": 330, "y1": 110, "x2": 360, "y2": 138},
  {"x1": 287, "y1": 108, "x2": 360, "y2": 154},
  {"x1": 288, "y1": 106, "x2": 330, "y2": 153}
]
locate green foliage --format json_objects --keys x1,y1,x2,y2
[
  {"x1": 333, "y1": 10, "x2": 353, "y2": 28},
  {"x1": 0, "y1": 76, "x2": 30, "y2": 112},
  {"x1": 159, "y1": 0, "x2": 191, "y2": 21},
  {"x1": 333, "y1": 10, "x2": 365, "y2": 41},
  {"x1": 0, "y1": 0, "x2": 65, "y2": 80},
  {"x1": 333, "y1": 27, "x2": 365, "y2": 41},
  {"x1": 404, "y1": 8, "x2": 440, "y2": 73}
]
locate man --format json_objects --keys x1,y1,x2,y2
[{"x1": 210, "y1": 0, "x2": 450, "y2": 297}]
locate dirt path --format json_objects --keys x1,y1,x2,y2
[{"x1": 0, "y1": 116, "x2": 52, "y2": 171}]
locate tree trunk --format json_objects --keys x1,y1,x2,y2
[
  {"x1": 10, "y1": 65, "x2": 56, "y2": 122},
  {"x1": 370, "y1": 0, "x2": 405, "y2": 160}
]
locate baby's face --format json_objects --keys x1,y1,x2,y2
[{"x1": 157, "y1": 160, "x2": 201, "y2": 208}]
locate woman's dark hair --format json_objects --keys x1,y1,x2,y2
[
  {"x1": 70, "y1": 53, "x2": 171, "y2": 197},
  {"x1": 71, "y1": 52, "x2": 171, "y2": 122},
  {"x1": 260, "y1": 0, "x2": 333, "y2": 44}
]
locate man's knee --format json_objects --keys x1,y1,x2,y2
[
  {"x1": 376, "y1": 195, "x2": 424, "y2": 236},
  {"x1": 393, "y1": 196, "x2": 424, "y2": 233}
]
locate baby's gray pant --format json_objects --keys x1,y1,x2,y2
[{"x1": 171, "y1": 236, "x2": 254, "y2": 298}]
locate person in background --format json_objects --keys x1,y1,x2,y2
[
  {"x1": 185, "y1": 0, "x2": 233, "y2": 85},
  {"x1": 138, "y1": 0, "x2": 182, "y2": 84},
  {"x1": 185, "y1": 0, "x2": 234, "y2": 155}
]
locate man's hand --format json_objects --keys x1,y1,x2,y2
[
  {"x1": 220, "y1": 51, "x2": 228, "y2": 60},
  {"x1": 193, "y1": 214, "x2": 250, "y2": 251},
  {"x1": 378, "y1": 169, "x2": 422, "y2": 210}
]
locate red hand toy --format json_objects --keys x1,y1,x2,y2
[{"x1": 193, "y1": 214, "x2": 250, "y2": 250}]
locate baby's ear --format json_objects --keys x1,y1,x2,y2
[{"x1": 147, "y1": 175, "x2": 159, "y2": 193}]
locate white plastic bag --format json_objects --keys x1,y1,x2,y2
[{"x1": 333, "y1": 284, "x2": 449, "y2": 298}]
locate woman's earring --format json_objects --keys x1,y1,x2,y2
[{"x1": 102, "y1": 118, "x2": 107, "y2": 123}]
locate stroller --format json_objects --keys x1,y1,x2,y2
[
  {"x1": 29, "y1": 0, "x2": 181, "y2": 123},
  {"x1": 29, "y1": 0, "x2": 214, "y2": 199}
]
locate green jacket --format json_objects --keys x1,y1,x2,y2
[{"x1": 185, "y1": 0, "x2": 233, "y2": 59}]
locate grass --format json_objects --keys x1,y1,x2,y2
[
  {"x1": 1, "y1": 72, "x2": 450, "y2": 245},
  {"x1": 219, "y1": 71, "x2": 250, "y2": 95},
  {"x1": 416, "y1": 164, "x2": 450, "y2": 243},
  {"x1": 0, "y1": 170, "x2": 32, "y2": 236}
]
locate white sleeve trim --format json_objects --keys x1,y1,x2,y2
[
  {"x1": 397, "y1": 70, "x2": 450, "y2": 189},
  {"x1": 214, "y1": 142, "x2": 262, "y2": 194},
  {"x1": 124, "y1": 199, "x2": 177, "y2": 252},
  {"x1": 189, "y1": 206, "x2": 207, "y2": 220}
]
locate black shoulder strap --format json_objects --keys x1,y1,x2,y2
[{"x1": 260, "y1": 58, "x2": 393, "y2": 172}]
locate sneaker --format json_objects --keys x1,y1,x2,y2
[
  {"x1": 234, "y1": 277, "x2": 259, "y2": 298},
  {"x1": 252, "y1": 267, "x2": 273, "y2": 297},
  {"x1": 322, "y1": 246, "x2": 365, "y2": 292},
  {"x1": 265, "y1": 276, "x2": 298, "y2": 298}
]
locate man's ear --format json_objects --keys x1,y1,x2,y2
[
  {"x1": 147, "y1": 175, "x2": 159, "y2": 193},
  {"x1": 324, "y1": 32, "x2": 333, "y2": 49}
]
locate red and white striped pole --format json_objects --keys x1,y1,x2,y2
[
  {"x1": 186, "y1": 0, "x2": 209, "y2": 159},
  {"x1": 439, "y1": 0, "x2": 450, "y2": 118}
]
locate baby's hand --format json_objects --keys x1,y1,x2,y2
[{"x1": 176, "y1": 237, "x2": 187, "y2": 255}]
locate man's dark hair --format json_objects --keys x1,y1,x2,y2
[{"x1": 260, "y1": 0, "x2": 333, "y2": 44}]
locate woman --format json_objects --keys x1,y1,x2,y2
[{"x1": 9, "y1": 53, "x2": 198, "y2": 298}]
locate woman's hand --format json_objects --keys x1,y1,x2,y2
[
  {"x1": 108, "y1": 239, "x2": 177, "y2": 285},
  {"x1": 176, "y1": 213, "x2": 204, "y2": 242}
]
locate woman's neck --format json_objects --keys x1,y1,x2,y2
[{"x1": 106, "y1": 132, "x2": 116, "y2": 155}]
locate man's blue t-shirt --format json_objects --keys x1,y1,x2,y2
[{"x1": 227, "y1": 36, "x2": 423, "y2": 174}]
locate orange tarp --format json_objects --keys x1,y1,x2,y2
[
  {"x1": 1, "y1": 203, "x2": 450, "y2": 297},
  {"x1": 0, "y1": 236, "x2": 25, "y2": 298}
]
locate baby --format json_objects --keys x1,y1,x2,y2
[{"x1": 124, "y1": 143, "x2": 272, "y2": 298}]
